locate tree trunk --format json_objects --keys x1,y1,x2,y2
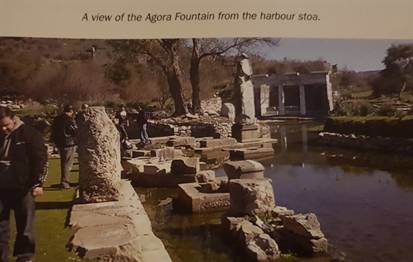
[
  {"x1": 190, "y1": 39, "x2": 201, "y2": 113},
  {"x1": 162, "y1": 39, "x2": 188, "y2": 116},
  {"x1": 166, "y1": 58, "x2": 187, "y2": 115}
]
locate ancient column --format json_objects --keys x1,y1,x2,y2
[
  {"x1": 77, "y1": 106, "x2": 122, "y2": 203},
  {"x1": 260, "y1": 84, "x2": 270, "y2": 117},
  {"x1": 299, "y1": 84, "x2": 307, "y2": 115},
  {"x1": 278, "y1": 85, "x2": 285, "y2": 115}
]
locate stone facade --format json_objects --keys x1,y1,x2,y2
[{"x1": 252, "y1": 71, "x2": 334, "y2": 117}]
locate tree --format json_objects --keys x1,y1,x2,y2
[
  {"x1": 373, "y1": 44, "x2": 413, "y2": 96},
  {"x1": 188, "y1": 38, "x2": 279, "y2": 113},
  {"x1": 110, "y1": 39, "x2": 188, "y2": 115}
]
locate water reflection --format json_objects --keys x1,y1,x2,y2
[
  {"x1": 267, "y1": 121, "x2": 413, "y2": 262},
  {"x1": 137, "y1": 121, "x2": 413, "y2": 262}
]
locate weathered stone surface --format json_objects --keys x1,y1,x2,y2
[
  {"x1": 234, "y1": 55, "x2": 256, "y2": 124},
  {"x1": 246, "y1": 233, "x2": 280, "y2": 262},
  {"x1": 195, "y1": 170, "x2": 216, "y2": 183},
  {"x1": 166, "y1": 136, "x2": 196, "y2": 148},
  {"x1": 171, "y1": 157, "x2": 200, "y2": 175},
  {"x1": 281, "y1": 213, "x2": 325, "y2": 239},
  {"x1": 68, "y1": 180, "x2": 172, "y2": 261},
  {"x1": 223, "y1": 217, "x2": 280, "y2": 261},
  {"x1": 280, "y1": 213, "x2": 328, "y2": 255},
  {"x1": 176, "y1": 182, "x2": 230, "y2": 213},
  {"x1": 229, "y1": 179, "x2": 276, "y2": 216},
  {"x1": 223, "y1": 160, "x2": 265, "y2": 180},
  {"x1": 271, "y1": 206, "x2": 295, "y2": 217},
  {"x1": 194, "y1": 147, "x2": 230, "y2": 163},
  {"x1": 150, "y1": 147, "x2": 178, "y2": 161},
  {"x1": 122, "y1": 158, "x2": 148, "y2": 174},
  {"x1": 199, "y1": 137, "x2": 237, "y2": 148},
  {"x1": 221, "y1": 103, "x2": 236, "y2": 122},
  {"x1": 143, "y1": 162, "x2": 171, "y2": 175},
  {"x1": 230, "y1": 147, "x2": 274, "y2": 161},
  {"x1": 131, "y1": 150, "x2": 151, "y2": 158},
  {"x1": 133, "y1": 173, "x2": 196, "y2": 188},
  {"x1": 77, "y1": 106, "x2": 122, "y2": 203},
  {"x1": 232, "y1": 123, "x2": 259, "y2": 142}
]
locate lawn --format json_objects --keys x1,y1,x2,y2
[{"x1": 8, "y1": 158, "x2": 81, "y2": 262}]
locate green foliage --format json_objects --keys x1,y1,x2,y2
[
  {"x1": 333, "y1": 100, "x2": 375, "y2": 116},
  {"x1": 325, "y1": 116, "x2": 413, "y2": 138},
  {"x1": 372, "y1": 44, "x2": 413, "y2": 96}
]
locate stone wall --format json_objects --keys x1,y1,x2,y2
[
  {"x1": 150, "y1": 115, "x2": 232, "y2": 138},
  {"x1": 201, "y1": 97, "x2": 222, "y2": 114},
  {"x1": 68, "y1": 181, "x2": 172, "y2": 261}
]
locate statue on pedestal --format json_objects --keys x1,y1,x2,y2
[
  {"x1": 234, "y1": 53, "x2": 256, "y2": 125},
  {"x1": 232, "y1": 54, "x2": 259, "y2": 142}
]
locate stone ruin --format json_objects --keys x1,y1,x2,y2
[
  {"x1": 77, "y1": 106, "x2": 122, "y2": 203},
  {"x1": 68, "y1": 106, "x2": 171, "y2": 262},
  {"x1": 220, "y1": 161, "x2": 329, "y2": 261}
]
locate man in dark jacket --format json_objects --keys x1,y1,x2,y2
[
  {"x1": 136, "y1": 107, "x2": 151, "y2": 144},
  {"x1": 0, "y1": 106, "x2": 48, "y2": 262},
  {"x1": 51, "y1": 105, "x2": 77, "y2": 189}
]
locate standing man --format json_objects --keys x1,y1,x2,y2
[
  {"x1": 115, "y1": 106, "x2": 129, "y2": 142},
  {"x1": 51, "y1": 105, "x2": 77, "y2": 189},
  {"x1": 136, "y1": 107, "x2": 151, "y2": 144},
  {"x1": 0, "y1": 107, "x2": 48, "y2": 262}
]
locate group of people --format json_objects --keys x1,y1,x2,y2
[
  {"x1": 0, "y1": 104, "x2": 151, "y2": 262},
  {"x1": 115, "y1": 105, "x2": 151, "y2": 147}
]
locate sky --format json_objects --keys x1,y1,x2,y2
[{"x1": 259, "y1": 38, "x2": 413, "y2": 72}]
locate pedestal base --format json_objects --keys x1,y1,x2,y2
[{"x1": 231, "y1": 123, "x2": 259, "y2": 142}]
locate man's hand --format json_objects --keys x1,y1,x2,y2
[{"x1": 32, "y1": 187, "x2": 44, "y2": 197}]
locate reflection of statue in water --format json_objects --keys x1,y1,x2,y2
[{"x1": 234, "y1": 53, "x2": 256, "y2": 124}]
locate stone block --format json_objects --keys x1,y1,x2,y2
[
  {"x1": 132, "y1": 150, "x2": 151, "y2": 158},
  {"x1": 143, "y1": 162, "x2": 171, "y2": 175},
  {"x1": 229, "y1": 178, "x2": 276, "y2": 216},
  {"x1": 177, "y1": 183, "x2": 230, "y2": 213},
  {"x1": 150, "y1": 147, "x2": 177, "y2": 161},
  {"x1": 232, "y1": 123, "x2": 259, "y2": 142},
  {"x1": 223, "y1": 160, "x2": 265, "y2": 180},
  {"x1": 166, "y1": 136, "x2": 196, "y2": 148},
  {"x1": 221, "y1": 103, "x2": 236, "y2": 122},
  {"x1": 195, "y1": 170, "x2": 216, "y2": 183},
  {"x1": 199, "y1": 137, "x2": 237, "y2": 148},
  {"x1": 229, "y1": 147, "x2": 274, "y2": 161},
  {"x1": 171, "y1": 157, "x2": 200, "y2": 175}
]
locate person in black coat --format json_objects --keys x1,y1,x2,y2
[
  {"x1": 136, "y1": 107, "x2": 151, "y2": 144},
  {"x1": 50, "y1": 105, "x2": 77, "y2": 189},
  {"x1": 0, "y1": 106, "x2": 48, "y2": 262}
]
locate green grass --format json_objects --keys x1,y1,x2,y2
[{"x1": 8, "y1": 159, "x2": 81, "y2": 262}]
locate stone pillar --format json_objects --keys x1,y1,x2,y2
[
  {"x1": 326, "y1": 72, "x2": 334, "y2": 111},
  {"x1": 278, "y1": 85, "x2": 285, "y2": 115},
  {"x1": 260, "y1": 84, "x2": 270, "y2": 117},
  {"x1": 299, "y1": 84, "x2": 306, "y2": 115},
  {"x1": 77, "y1": 106, "x2": 122, "y2": 203}
]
